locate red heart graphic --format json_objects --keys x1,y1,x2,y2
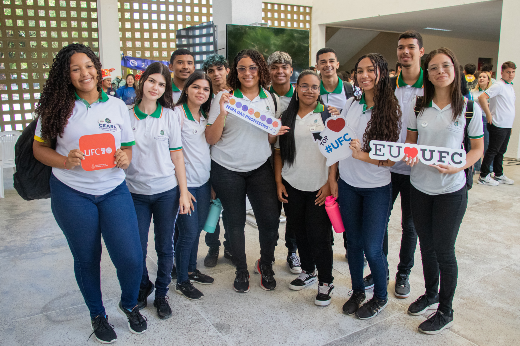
[
  {"x1": 404, "y1": 146, "x2": 418, "y2": 158},
  {"x1": 327, "y1": 118, "x2": 345, "y2": 132}
]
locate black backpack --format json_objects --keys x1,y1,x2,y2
[
  {"x1": 13, "y1": 119, "x2": 54, "y2": 200},
  {"x1": 414, "y1": 99, "x2": 475, "y2": 190},
  {"x1": 343, "y1": 82, "x2": 355, "y2": 100}
]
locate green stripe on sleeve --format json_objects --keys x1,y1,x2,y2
[
  {"x1": 121, "y1": 141, "x2": 136, "y2": 146},
  {"x1": 469, "y1": 135, "x2": 484, "y2": 139},
  {"x1": 407, "y1": 128, "x2": 418, "y2": 132},
  {"x1": 169, "y1": 146, "x2": 183, "y2": 151}
]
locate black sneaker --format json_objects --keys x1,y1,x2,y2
[
  {"x1": 287, "y1": 252, "x2": 302, "y2": 274},
  {"x1": 204, "y1": 246, "x2": 219, "y2": 267},
  {"x1": 254, "y1": 259, "x2": 276, "y2": 291},
  {"x1": 408, "y1": 294, "x2": 439, "y2": 316},
  {"x1": 224, "y1": 248, "x2": 234, "y2": 261},
  {"x1": 418, "y1": 310, "x2": 454, "y2": 334},
  {"x1": 175, "y1": 280, "x2": 204, "y2": 300},
  {"x1": 171, "y1": 264, "x2": 177, "y2": 280},
  {"x1": 363, "y1": 274, "x2": 374, "y2": 289},
  {"x1": 117, "y1": 302, "x2": 147, "y2": 334},
  {"x1": 137, "y1": 280, "x2": 154, "y2": 310},
  {"x1": 90, "y1": 314, "x2": 117, "y2": 344},
  {"x1": 289, "y1": 270, "x2": 317, "y2": 291},
  {"x1": 355, "y1": 296, "x2": 388, "y2": 320},
  {"x1": 315, "y1": 282, "x2": 334, "y2": 306},
  {"x1": 233, "y1": 269, "x2": 250, "y2": 293},
  {"x1": 189, "y1": 269, "x2": 214, "y2": 285},
  {"x1": 153, "y1": 296, "x2": 172, "y2": 320},
  {"x1": 342, "y1": 290, "x2": 366, "y2": 315},
  {"x1": 394, "y1": 272, "x2": 411, "y2": 299}
]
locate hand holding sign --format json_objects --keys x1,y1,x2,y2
[
  {"x1": 314, "y1": 116, "x2": 356, "y2": 166},
  {"x1": 79, "y1": 133, "x2": 117, "y2": 171}
]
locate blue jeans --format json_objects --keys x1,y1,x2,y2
[
  {"x1": 131, "y1": 187, "x2": 179, "y2": 298},
  {"x1": 338, "y1": 179, "x2": 391, "y2": 300},
  {"x1": 50, "y1": 174, "x2": 142, "y2": 319},
  {"x1": 176, "y1": 181, "x2": 211, "y2": 283}
]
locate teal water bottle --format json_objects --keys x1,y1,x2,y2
[{"x1": 203, "y1": 198, "x2": 223, "y2": 233}]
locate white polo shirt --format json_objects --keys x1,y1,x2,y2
[
  {"x1": 408, "y1": 100, "x2": 484, "y2": 195},
  {"x1": 208, "y1": 88, "x2": 279, "y2": 172},
  {"x1": 34, "y1": 91, "x2": 135, "y2": 195},
  {"x1": 485, "y1": 79, "x2": 516, "y2": 128},
  {"x1": 172, "y1": 82, "x2": 182, "y2": 104},
  {"x1": 390, "y1": 70, "x2": 424, "y2": 176},
  {"x1": 178, "y1": 103, "x2": 211, "y2": 187},
  {"x1": 125, "y1": 103, "x2": 183, "y2": 195},
  {"x1": 270, "y1": 85, "x2": 294, "y2": 113},
  {"x1": 338, "y1": 95, "x2": 391, "y2": 188},
  {"x1": 275, "y1": 103, "x2": 328, "y2": 191},
  {"x1": 320, "y1": 77, "x2": 347, "y2": 112}
]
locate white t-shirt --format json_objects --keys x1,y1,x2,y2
[
  {"x1": 178, "y1": 103, "x2": 211, "y2": 187},
  {"x1": 207, "y1": 88, "x2": 280, "y2": 172},
  {"x1": 485, "y1": 79, "x2": 516, "y2": 128},
  {"x1": 338, "y1": 96, "x2": 391, "y2": 188},
  {"x1": 270, "y1": 85, "x2": 294, "y2": 113},
  {"x1": 34, "y1": 91, "x2": 135, "y2": 195},
  {"x1": 275, "y1": 103, "x2": 328, "y2": 191},
  {"x1": 320, "y1": 77, "x2": 347, "y2": 112},
  {"x1": 408, "y1": 100, "x2": 484, "y2": 195},
  {"x1": 391, "y1": 70, "x2": 425, "y2": 176},
  {"x1": 172, "y1": 82, "x2": 182, "y2": 104},
  {"x1": 125, "y1": 103, "x2": 183, "y2": 195}
]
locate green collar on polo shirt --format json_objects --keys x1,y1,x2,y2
[
  {"x1": 313, "y1": 103, "x2": 325, "y2": 113},
  {"x1": 182, "y1": 103, "x2": 206, "y2": 121},
  {"x1": 172, "y1": 80, "x2": 181, "y2": 92},
  {"x1": 233, "y1": 88, "x2": 268, "y2": 99},
  {"x1": 397, "y1": 68, "x2": 424, "y2": 88},
  {"x1": 269, "y1": 85, "x2": 294, "y2": 98},
  {"x1": 74, "y1": 89, "x2": 108, "y2": 108},
  {"x1": 501, "y1": 78, "x2": 514, "y2": 85},
  {"x1": 320, "y1": 77, "x2": 343, "y2": 95},
  {"x1": 359, "y1": 93, "x2": 374, "y2": 114},
  {"x1": 133, "y1": 101, "x2": 163, "y2": 120}
]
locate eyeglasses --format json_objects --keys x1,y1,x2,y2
[
  {"x1": 237, "y1": 66, "x2": 258, "y2": 74},
  {"x1": 298, "y1": 84, "x2": 319, "y2": 92},
  {"x1": 428, "y1": 63, "x2": 454, "y2": 74}
]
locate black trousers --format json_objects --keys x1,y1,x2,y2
[
  {"x1": 480, "y1": 124, "x2": 511, "y2": 178},
  {"x1": 205, "y1": 212, "x2": 230, "y2": 250},
  {"x1": 283, "y1": 179, "x2": 333, "y2": 283},
  {"x1": 411, "y1": 185, "x2": 467, "y2": 313},
  {"x1": 210, "y1": 160, "x2": 280, "y2": 271}
]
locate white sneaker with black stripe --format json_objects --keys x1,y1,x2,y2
[
  {"x1": 478, "y1": 174, "x2": 499, "y2": 186},
  {"x1": 289, "y1": 270, "x2": 317, "y2": 291},
  {"x1": 315, "y1": 282, "x2": 334, "y2": 306},
  {"x1": 493, "y1": 174, "x2": 514, "y2": 185}
]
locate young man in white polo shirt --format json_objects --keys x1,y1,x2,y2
[
  {"x1": 478, "y1": 61, "x2": 516, "y2": 186},
  {"x1": 316, "y1": 48, "x2": 354, "y2": 113},
  {"x1": 169, "y1": 49, "x2": 195, "y2": 103}
]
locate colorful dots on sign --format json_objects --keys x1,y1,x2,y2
[
  {"x1": 266, "y1": 118, "x2": 272, "y2": 125},
  {"x1": 254, "y1": 111, "x2": 261, "y2": 118},
  {"x1": 229, "y1": 98, "x2": 236, "y2": 105},
  {"x1": 236, "y1": 102, "x2": 242, "y2": 108},
  {"x1": 242, "y1": 105, "x2": 248, "y2": 112},
  {"x1": 260, "y1": 115, "x2": 266, "y2": 121},
  {"x1": 248, "y1": 108, "x2": 254, "y2": 115},
  {"x1": 273, "y1": 121, "x2": 279, "y2": 127}
]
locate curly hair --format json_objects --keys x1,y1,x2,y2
[
  {"x1": 134, "y1": 62, "x2": 174, "y2": 109},
  {"x1": 35, "y1": 44, "x2": 102, "y2": 141},
  {"x1": 202, "y1": 54, "x2": 229, "y2": 72},
  {"x1": 227, "y1": 49, "x2": 270, "y2": 91},
  {"x1": 353, "y1": 53, "x2": 402, "y2": 152}
]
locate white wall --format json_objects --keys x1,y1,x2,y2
[{"x1": 97, "y1": 0, "x2": 121, "y2": 75}]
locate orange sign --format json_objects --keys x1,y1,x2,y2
[{"x1": 79, "y1": 133, "x2": 117, "y2": 171}]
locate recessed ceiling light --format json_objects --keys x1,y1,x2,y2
[{"x1": 424, "y1": 27, "x2": 452, "y2": 32}]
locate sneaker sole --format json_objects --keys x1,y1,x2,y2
[
  {"x1": 418, "y1": 320, "x2": 454, "y2": 335},
  {"x1": 394, "y1": 290, "x2": 410, "y2": 299},
  {"x1": 189, "y1": 279, "x2": 214, "y2": 285},
  {"x1": 495, "y1": 179, "x2": 514, "y2": 185},
  {"x1": 356, "y1": 300, "x2": 388, "y2": 320},
  {"x1": 364, "y1": 283, "x2": 374, "y2": 290},
  {"x1": 91, "y1": 326, "x2": 117, "y2": 344},
  {"x1": 174, "y1": 288, "x2": 203, "y2": 300},
  {"x1": 289, "y1": 277, "x2": 317, "y2": 291},
  {"x1": 260, "y1": 282, "x2": 276, "y2": 291},
  {"x1": 408, "y1": 302, "x2": 439, "y2": 316},
  {"x1": 315, "y1": 299, "x2": 331, "y2": 306},
  {"x1": 233, "y1": 285, "x2": 250, "y2": 293},
  {"x1": 477, "y1": 180, "x2": 499, "y2": 186},
  {"x1": 117, "y1": 305, "x2": 146, "y2": 335},
  {"x1": 288, "y1": 265, "x2": 302, "y2": 274}
]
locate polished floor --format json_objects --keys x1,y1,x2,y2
[{"x1": 1, "y1": 164, "x2": 519, "y2": 346}]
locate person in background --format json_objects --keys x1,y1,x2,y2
[
  {"x1": 309, "y1": 66, "x2": 317, "y2": 72},
  {"x1": 464, "y1": 64, "x2": 478, "y2": 91},
  {"x1": 101, "y1": 68, "x2": 116, "y2": 96},
  {"x1": 204, "y1": 54, "x2": 231, "y2": 95},
  {"x1": 115, "y1": 74, "x2": 137, "y2": 105},
  {"x1": 316, "y1": 48, "x2": 354, "y2": 112},
  {"x1": 471, "y1": 71, "x2": 493, "y2": 171},
  {"x1": 396, "y1": 62, "x2": 402, "y2": 75},
  {"x1": 481, "y1": 64, "x2": 496, "y2": 83},
  {"x1": 33, "y1": 43, "x2": 146, "y2": 343},
  {"x1": 389, "y1": 69, "x2": 397, "y2": 78},
  {"x1": 169, "y1": 49, "x2": 196, "y2": 103}
]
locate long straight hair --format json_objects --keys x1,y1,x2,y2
[
  {"x1": 175, "y1": 71, "x2": 213, "y2": 115},
  {"x1": 279, "y1": 70, "x2": 323, "y2": 166},
  {"x1": 134, "y1": 62, "x2": 174, "y2": 109}
]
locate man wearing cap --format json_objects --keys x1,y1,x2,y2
[{"x1": 102, "y1": 68, "x2": 116, "y2": 96}]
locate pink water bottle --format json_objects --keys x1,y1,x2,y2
[{"x1": 325, "y1": 196, "x2": 345, "y2": 233}]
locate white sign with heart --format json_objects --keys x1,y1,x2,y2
[{"x1": 313, "y1": 116, "x2": 357, "y2": 166}]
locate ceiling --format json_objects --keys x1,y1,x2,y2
[{"x1": 327, "y1": 1, "x2": 503, "y2": 42}]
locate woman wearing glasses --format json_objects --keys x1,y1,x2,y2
[
  {"x1": 405, "y1": 48, "x2": 483, "y2": 334},
  {"x1": 274, "y1": 70, "x2": 335, "y2": 306},
  {"x1": 206, "y1": 49, "x2": 289, "y2": 293}
]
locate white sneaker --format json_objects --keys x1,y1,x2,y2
[
  {"x1": 493, "y1": 174, "x2": 514, "y2": 185},
  {"x1": 477, "y1": 174, "x2": 499, "y2": 186}
]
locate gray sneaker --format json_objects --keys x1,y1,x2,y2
[
  {"x1": 493, "y1": 174, "x2": 514, "y2": 185},
  {"x1": 394, "y1": 273, "x2": 411, "y2": 299}
]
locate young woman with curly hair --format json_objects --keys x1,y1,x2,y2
[
  {"x1": 205, "y1": 49, "x2": 289, "y2": 293},
  {"x1": 329, "y1": 53, "x2": 402, "y2": 320},
  {"x1": 32, "y1": 44, "x2": 147, "y2": 343},
  {"x1": 405, "y1": 48, "x2": 483, "y2": 334}
]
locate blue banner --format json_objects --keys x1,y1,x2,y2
[{"x1": 121, "y1": 56, "x2": 169, "y2": 71}]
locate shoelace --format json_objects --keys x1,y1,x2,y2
[
  {"x1": 296, "y1": 270, "x2": 315, "y2": 281},
  {"x1": 349, "y1": 291, "x2": 365, "y2": 304},
  {"x1": 88, "y1": 315, "x2": 114, "y2": 342},
  {"x1": 235, "y1": 270, "x2": 249, "y2": 282},
  {"x1": 364, "y1": 297, "x2": 384, "y2": 313},
  {"x1": 156, "y1": 295, "x2": 170, "y2": 309},
  {"x1": 128, "y1": 307, "x2": 147, "y2": 326},
  {"x1": 260, "y1": 264, "x2": 275, "y2": 281},
  {"x1": 396, "y1": 274, "x2": 408, "y2": 287},
  {"x1": 288, "y1": 253, "x2": 301, "y2": 267}
]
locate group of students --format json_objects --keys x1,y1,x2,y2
[{"x1": 30, "y1": 28, "x2": 516, "y2": 344}]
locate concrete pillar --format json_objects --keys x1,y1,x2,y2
[
  {"x1": 310, "y1": 22, "x2": 326, "y2": 67},
  {"x1": 212, "y1": 0, "x2": 263, "y2": 58},
  {"x1": 499, "y1": 0, "x2": 520, "y2": 159},
  {"x1": 97, "y1": 0, "x2": 121, "y2": 76}
]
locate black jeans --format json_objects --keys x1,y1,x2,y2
[
  {"x1": 210, "y1": 160, "x2": 280, "y2": 271},
  {"x1": 480, "y1": 124, "x2": 511, "y2": 178},
  {"x1": 205, "y1": 212, "x2": 230, "y2": 250},
  {"x1": 411, "y1": 185, "x2": 467, "y2": 313},
  {"x1": 283, "y1": 179, "x2": 333, "y2": 283}
]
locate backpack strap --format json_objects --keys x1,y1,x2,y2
[
  {"x1": 414, "y1": 97, "x2": 422, "y2": 117},
  {"x1": 343, "y1": 82, "x2": 355, "y2": 100},
  {"x1": 390, "y1": 76, "x2": 398, "y2": 92},
  {"x1": 268, "y1": 90, "x2": 278, "y2": 113}
]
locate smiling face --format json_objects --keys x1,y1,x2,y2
[
  {"x1": 316, "y1": 52, "x2": 339, "y2": 78},
  {"x1": 126, "y1": 75, "x2": 135, "y2": 87},
  {"x1": 102, "y1": 78, "x2": 112, "y2": 90},
  {"x1": 297, "y1": 74, "x2": 320, "y2": 107},
  {"x1": 186, "y1": 78, "x2": 211, "y2": 107},
  {"x1": 427, "y1": 53, "x2": 455, "y2": 88},
  {"x1": 397, "y1": 38, "x2": 424, "y2": 69},
  {"x1": 169, "y1": 54, "x2": 195, "y2": 82},
  {"x1": 142, "y1": 73, "x2": 166, "y2": 102},
  {"x1": 478, "y1": 72, "x2": 490, "y2": 89},
  {"x1": 69, "y1": 52, "x2": 98, "y2": 94},
  {"x1": 236, "y1": 56, "x2": 259, "y2": 89},
  {"x1": 206, "y1": 64, "x2": 229, "y2": 89},
  {"x1": 270, "y1": 63, "x2": 293, "y2": 87},
  {"x1": 356, "y1": 57, "x2": 379, "y2": 91}
]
